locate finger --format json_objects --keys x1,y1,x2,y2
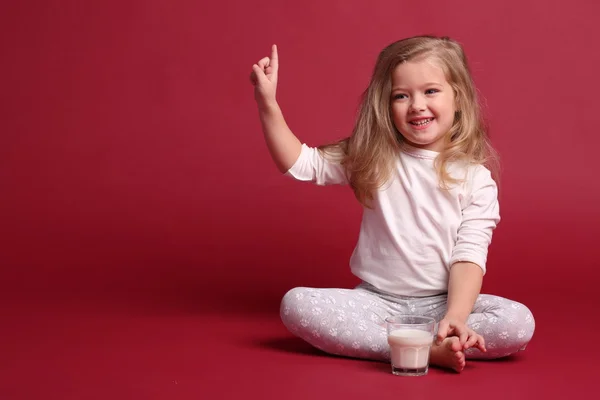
[
  {"x1": 477, "y1": 335, "x2": 487, "y2": 352},
  {"x1": 459, "y1": 330, "x2": 468, "y2": 346},
  {"x1": 249, "y1": 64, "x2": 261, "y2": 85},
  {"x1": 270, "y1": 44, "x2": 279, "y2": 72},
  {"x1": 436, "y1": 321, "x2": 448, "y2": 344},
  {"x1": 257, "y1": 56, "x2": 270, "y2": 70},
  {"x1": 463, "y1": 334, "x2": 478, "y2": 350},
  {"x1": 450, "y1": 324, "x2": 469, "y2": 345},
  {"x1": 467, "y1": 334, "x2": 486, "y2": 352},
  {"x1": 251, "y1": 64, "x2": 267, "y2": 85}
]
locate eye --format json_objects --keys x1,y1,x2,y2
[
  {"x1": 425, "y1": 89, "x2": 440, "y2": 95},
  {"x1": 393, "y1": 93, "x2": 407, "y2": 100}
]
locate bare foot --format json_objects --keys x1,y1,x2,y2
[{"x1": 429, "y1": 337, "x2": 466, "y2": 372}]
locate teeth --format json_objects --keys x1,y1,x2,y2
[{"x1": 411, "y1": 118, "x2": 433, "y2": 126}]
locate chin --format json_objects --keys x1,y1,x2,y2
[
  {"x1": 408, "y1": 136, "x2": 436, "y2": 146},
  {"x1": 407, "y1": 137, "x2": 444, "y2": 151}
]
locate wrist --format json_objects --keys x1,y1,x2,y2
[
  {"x1": 443, "y1": 311, "x2": 469, "y2": 324},
  {"x1": 257, "y1": 99, "x2": 280, "y2": 114}
]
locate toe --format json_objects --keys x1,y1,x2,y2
[{"x1": 450, "y1": 339, "x2": 462, "y2": 352}]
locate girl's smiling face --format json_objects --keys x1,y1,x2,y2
[{"x1": 390, "y1": 58, "x2": 457, "y2": 152}]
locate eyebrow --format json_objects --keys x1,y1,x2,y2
[{"x1": 391, "y1": 82, "x2": 444, "y2": 92}]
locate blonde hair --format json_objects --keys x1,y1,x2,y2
[{"x1": 319, "y1": 35, "x2": 499, "y2": 208}]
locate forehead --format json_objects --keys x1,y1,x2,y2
[{"x1": 391, "y1": 58, "x2": 448, "y2": 87}]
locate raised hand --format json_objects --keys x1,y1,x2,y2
[{"x1": 250, "y1": 44, "x2": 279, "y2": 110}]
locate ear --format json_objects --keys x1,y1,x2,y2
[
  {"x1": 450, "y1": 84, "x2": 462, "y2": 111},
  {"x1": 454, "y1": 96, "x2": 461, "y2": 113}
]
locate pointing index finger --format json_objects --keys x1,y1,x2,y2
[{"x1": 270, "y1": 44, "x2": 278, "y2": 70}]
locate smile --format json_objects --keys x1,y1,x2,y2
[{"x1": 409, "y1": 118, "x2": 434, "y2": 127}]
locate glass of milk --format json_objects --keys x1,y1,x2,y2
[{"x1": 385, "y1": 315, "x2": 435, "y2": 376}]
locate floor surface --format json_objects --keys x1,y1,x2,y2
[{"x1": 0, "y1": 291, "x2": 594, "y2": 400}]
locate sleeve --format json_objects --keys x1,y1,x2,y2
[
  {"x1": 449, "y1": 166, "x2": 501, "y2": 274},
  {"x1": 284, "y1": 143, "x2": 349, "y2": 186}
]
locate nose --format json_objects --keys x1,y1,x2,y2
[{"x1": 409, "y1": 95, "x2": 426, "y2": 113}]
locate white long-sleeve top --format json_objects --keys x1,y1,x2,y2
[{"x1": 286, "y1": 142, "x2": 500, "y2": 297}]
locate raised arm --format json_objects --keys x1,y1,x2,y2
[{"x1": 250, "y1": 45, "x2": 302, "y2": 173}]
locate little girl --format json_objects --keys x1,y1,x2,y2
[{"x1": 249, "y1": 35, "x2": 535, "y2": 372}]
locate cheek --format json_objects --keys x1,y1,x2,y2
[
  {"x1": 433, "y1": 98, "x2": 456, "y2": 119},
  {"x1": 391, "y1": 105, "x2": 407, "y2": 123}
]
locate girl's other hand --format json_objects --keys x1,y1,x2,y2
[
  {"x1": 436, "y1": 317, "x2": 487, "y2": 353},
  {"x1": 250, "y1": 44, "x2": 279, "y2": 110}
]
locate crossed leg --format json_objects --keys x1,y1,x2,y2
[{"x1": 280, "y1": 286, "x2": 535, "y2": 372}]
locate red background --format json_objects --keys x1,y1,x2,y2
[{"x1": 1, "y1": 0, "x2": 599, "y2": 398}]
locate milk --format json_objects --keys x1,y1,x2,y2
[{"x1": 387, "y1": 328, "x2": 433, "y2": 370}]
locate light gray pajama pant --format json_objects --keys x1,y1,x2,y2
[{"x1": 280, "y1": 282, "x2": 535, "y2": 361}]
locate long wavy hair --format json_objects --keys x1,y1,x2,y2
[{"x1": 319, "y1": 35, "x2": 499, "y2": 208}]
